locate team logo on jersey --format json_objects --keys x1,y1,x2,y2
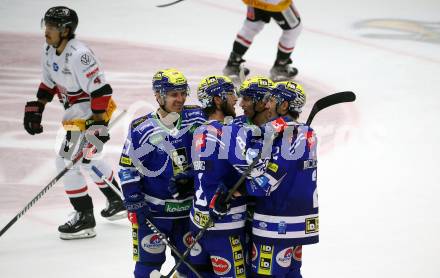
[
  {"x1": 171, "y1": 148, "x2": 188, "y2": 175},
  {"x1": 275, "y1": 247, "x2": 293, "y2": 268},
  {"x1": 293, "y1": 246, "x2": 302, "y2": 262},
  {"x1": 80, "y1": 53, "x2": 92, "y2": 65},
  {"x1": 211, "y1": 256, "x2": 231, "y2": 275},
  {"x1": 183, "y1": 232, "x2": 202, "y2": 256},
  {"x1": 141, "y1": 234, "x2": 165, "y2": 254},
  {"x1": 52, "y1": 62, "x2": 59, "y2": 72},
  {"x1": 305, "y1": 217, "x2": 319, "y2": 234}
]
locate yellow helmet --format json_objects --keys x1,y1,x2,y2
[
  {"x1": 239, "y1": 76, "x2": 274, "y2": 102},
  {"x1": 197, "y1": 75, "x2": 236, "y2": 108}
]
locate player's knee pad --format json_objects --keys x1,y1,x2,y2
[
  {"x1": 134, "y1": 261, "x2": 162, "y2": 278},
  {"x1": 278, "y1": 22, "x2": 303, "y2": 52},
  {"x1": 236, "y1": 19, "x2": 265, "y2": 46},
  {"x1": 56, "y1": 156, "x2": 87, "y2": 194}
]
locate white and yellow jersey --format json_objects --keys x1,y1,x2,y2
[{"x1": 242, "y1": 0, "x2": 292, "y2": 12}]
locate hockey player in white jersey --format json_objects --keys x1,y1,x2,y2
[{"x1": 23, "y1": 6, "x2": 125, "y2": 240}]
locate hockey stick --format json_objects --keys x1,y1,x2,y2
[
  {"x1": 306, "y1": 91, "x2": 356, "y2": 125},
  {"x1": 167, "y1": 90, "x2": 357, "y2": 275},
  {"x1": 91, "y1": 166, "x2": 202, "y2": 278},
  {"x1": 0, "y1": 110, "x2": 127, "y2": 238},
  {"x1": 156, "y1": 0, "x2": 186, "y2": 8}
]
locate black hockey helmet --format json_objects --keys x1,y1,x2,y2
[{"x1": 42, "y1": 6, "x2": 78, "y2": 38}]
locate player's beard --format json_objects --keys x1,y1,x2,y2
[{"x1": 221, "y1": 101, "x2": 236, "y2": 118}]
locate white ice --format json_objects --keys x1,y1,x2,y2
[{"x1": 1, "y1": 0, "x2": 440, "y2": 277}]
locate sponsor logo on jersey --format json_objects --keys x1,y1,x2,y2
[
  {"x1": 93, "y1": 77, "x2": 101, "y2": 84},
  {"x1": 141, "y1": 234, "x2": 165, "y2": 254},
  {"x1": 119, "y1": 156, "x2": 132, "y2": 166},
  {"x1": 193, "y1": 211, "x2": 214, "y2": 228},
  {"x1": 258, "y1": 244, "x2": 274, "y2": 275},
  {"x1": 62, "y1": 67, "x2": 71, "y2": 75},
  {"x1": 119, "y1": 168, "x2": 135, "y2": 182},
  {"x1": 305, "y1": 217, "x2": 319, "y2": 234},
  {"x1": 149, "y1": 134, "x2": 164, "y2": 146},
  {"x1": 164, "y1": 199, "x2": 192, "y2": 213},
  {"x1": 267, "y1": 162, "x2": 278, "y2": 173},
  {"x1": 52, "y1": 62, "x2": 59, "y2": 72},
  {"x1": 211, "y1": 256, "x2": 231, "y2": 275},
  {"x1": 81, "y1": 53, "x2": 93, "y2": 65},
  {"x1": 278, "y1": 221, "x2": 287, "y2": 234},
  {"x1": 86, "y1": 67, "x2": 99, "y2": 78},
  {"x1": 183, "y1": 232, "x2": 202, "y2": 256},
  {"x1": 258, "y1": 221, "x2": 268, "y2": 229},
  {"x1": 303, "y1": 159, "x2": 317, "y2": 170},
  {"x1": 293, "y1": 246, "x2": 302, "y2": 262},
  {"x1": 193, "y1": 160, "x2": 205, "y2": 170},
  {"x1": 251, "y1": 243, "x2": 257, "y2": 261},
  {"x1": 275, "y1": 247, "x2": 293, "y2": 268},
  {"x1": 232, "y1": 213, "x2": 242, "y2": 220}
]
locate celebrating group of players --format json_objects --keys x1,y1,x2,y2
[
  {"x1": 118, "y1": 69, "x2": 319, "y2": 278},
  {"x1": 23, "y1": 3, "x2": 317, "y2": 278}
]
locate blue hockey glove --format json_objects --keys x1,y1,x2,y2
[
  {"x1": 168, "y1": 170, "x2": 195, "y2": 199},
  {"x1": 124, "y1": 192, "x2": 151, "y2": 224},
  {"x1": 209, "y1": 183, "x2": 230, "y2": 220}
]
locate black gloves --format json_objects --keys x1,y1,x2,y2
[{"x1": 24, "y1": 101, "x2": 45, "y2": 135}]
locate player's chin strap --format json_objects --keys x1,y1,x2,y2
[{"x1": 90, "y1": 166, "x2": 202, "y2": 278}]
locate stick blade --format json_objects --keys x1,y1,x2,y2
[{"x1": 306, "y1": 91, "x2": 356, "y2": 125}]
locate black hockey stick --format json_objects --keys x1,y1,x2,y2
[
  {"x1": 156, "y1": 0, "x2": 186, "y2": 8},
  {"x1": 167, "y1": 90, "x2": 356, "y2": 275},
  {"x1": 0, "y1": 110, "x2": 127, "y2": 238},
  {"x1": 306, "y1": 91, "x2": 356, "y2": 125},
  {"x1": 91, "y1": 166, "x2": 202, "y2": 278}
]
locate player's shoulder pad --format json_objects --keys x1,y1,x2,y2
[{"x1": 131, "y1": 115, "x2": 149, "y2": 129}]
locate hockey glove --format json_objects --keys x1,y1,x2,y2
[
  {"x1": 168, "y1": 170, "x2": 195, "y2": 199},
  {"x1": 23, "y1": 101, "x2": 45, "y2": 135},
  {"x1": 209, "y1": 183, "x2": 230, "y2": 220},
  {"x1": 124, "y1": 192, "x2": 151, "y2": 225}
]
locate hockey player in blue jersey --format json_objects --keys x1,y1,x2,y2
[
  {"x1": 118, "y1": 69, "x2": 205, "y2": 278},
  {"x1": 186, "y1": 75, "x2": 252, "y2": 278},
  {"x1": 246, "y1": 81, "x2": 318, "y2": 278},
  {"x1": 233, "y1": 76, "x2": 274, "y2": 275},
  {"x1": 234, "y1": 76, "x2": 274, "y2": 127}
]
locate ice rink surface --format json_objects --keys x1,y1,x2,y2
[{"x1": 1, "y1": 0, "x2": 439, "y2": 277}]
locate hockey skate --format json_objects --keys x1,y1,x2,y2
[
  {"x1": 270, "y1": 58, "x2": 299, "y2": 82},
  {"x1": 101, "y1": 198, "x2": 127, "y2": 221},
  {"x1": 58, "y1": 210, "x2": 96, "y2": 240},
  {"x1": 223, "y1": 52, "x2": 250, "y2": 86}
]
